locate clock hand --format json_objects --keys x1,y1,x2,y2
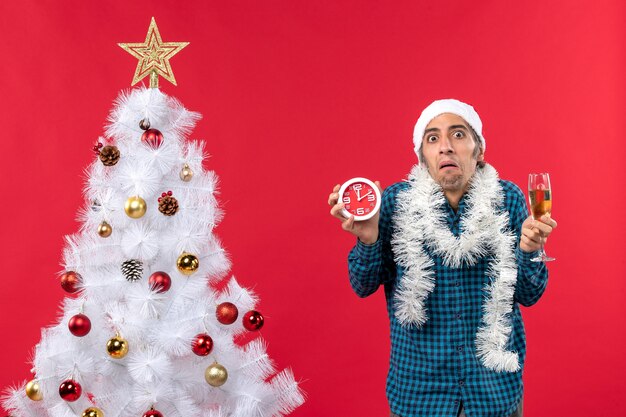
[
  {"x1": 358, "y1": 191, "x2": 372, "y2": 201},
  {"x1": 355, "y1": 188, "x2": 361, "y2": 200}
]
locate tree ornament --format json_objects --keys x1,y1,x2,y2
[
  {"x1": 141, "y1": 128, "x2": 164, "y2": 148},
  {"x1": 216, "y1": 302, "x2": 239, "y2": 325},
  {"x1": 191, "y1": 333, "x2": 213, "y2": 356},
  {"x1": 25, "y1": 379, "x2": 43, "y2": 401},
  {"x1": 119, "y1": 17, "x2": 189, "y2": 88},
  {"x1": 97, "y1": 221, "x2": 113, "y2": 238},
  {"x1": 179, "y1": 164, "x2": 193, "y2": 182},
  {"x1": 139, "y1": 118, "x2": 151, "y2": 130},
  {"x1": 92, "y1": 142, "x2": 103, "y2": 155},
  {"x1": 121, "y1": 259, "x2": 143, "y2": 282},
  {"x1": 143, "y1": 409, "x2": 163, "y2": 417},
  {"x1": 59, "y1": 379, "x2": 82, "y2": 402},
  {"x1": 204, "y1": 362, "x2": 228, "y2": 387},
  {"x1": 124, "y1": 196, "x2": 147, "y2": 218},
  {"x1": 60, "y1": 271, "x2": 81, "y2": 293},
  {"x1": 148, "y1": 271, "x2": 171, "y2": 293},
  {"x1": 106, "y1": 335, "x2": 129, "y2": 359},
  {"x1": 158, "y1": 191, "x2": 178, "y2": 216},
  {"x1": 82, "y1": 407, "x2": 104, "y2": 417},
  {"x1": 68, "y1": 314, "x2": 91, "y2": 337},
  {"x1": 99, "y1": 145, "x2": 120, "y2": 166},
  {"x1": 242, "y1": 310, "x2": 264, "y2": 331},
  {"x1": 176, "y1": 253, "x2": 199, "y2": 275},
  {"x1": 91, "y1": 200, "x2": 102, "y2": 212}
]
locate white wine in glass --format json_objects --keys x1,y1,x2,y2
[{"x1": 528, "y1": 173, "x2": 555, "y2": 262}]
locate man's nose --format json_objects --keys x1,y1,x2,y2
[{"x1": 438, "y1": 135, "x2": 453, "y2": 153}]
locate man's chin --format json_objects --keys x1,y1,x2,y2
[{"x1": 438, "y1": 175, "x2": 464, "y2": 191}]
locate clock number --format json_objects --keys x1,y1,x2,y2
[
  {"x1": 356, "y1": 208, "x2": 365, "y2": 215},
  {"x1": 367, "y1": 194, "x2": 376, "y2": 201},
  {"x1": 352, "y1": 184, "x2": 363, "y2": 191},
  {"x1": 343, "y1": 197, "x2": 351, "y2": 203}
]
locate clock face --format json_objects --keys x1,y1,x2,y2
[{"x1": 338, "y1": 177, "x2": 381, "y2": 221}]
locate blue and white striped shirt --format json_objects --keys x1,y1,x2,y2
[{"x1": 348, "y1": 178, "x2": 548, "y2": 417}]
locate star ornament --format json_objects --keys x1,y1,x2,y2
[{"x1": 118, "y1": 17, "x2": 189, "y2": 87}]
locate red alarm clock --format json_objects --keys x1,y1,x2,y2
[{"x1": 338, "y1": 177, "x2": 381, "y2": 221}]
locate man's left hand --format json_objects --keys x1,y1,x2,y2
[{"x1": 520, "y1": 214, "x2": 558, "y2": 253}]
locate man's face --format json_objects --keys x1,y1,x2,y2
[{"x1": 421, "y1": 113, "x2": 484, "y2": 194}]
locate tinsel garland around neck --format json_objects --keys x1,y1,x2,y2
[{"x1": 391, "y1": 163, "x2": 520, "y2": 372}]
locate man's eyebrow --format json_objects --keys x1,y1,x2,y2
[{"x1": 423, "y1": 124, "x2": 469, "y2": 138}]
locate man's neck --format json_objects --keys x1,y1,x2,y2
[{"x1": 444, "y1": 189, "x2": 465, "y2": 213}]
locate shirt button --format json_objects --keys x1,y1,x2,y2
[
  {"x1": 456, "y1": 313, "x2": 462, "y2": 320},
  {"x1": 455, "y1": 281, "x2": 460, "y2": 287},
  {"x1": 459, "y1": 380, "x2": 465, "y2": 386},
  {"x1": 457, "y1": 345, "x2": 464, "y2": 352}
]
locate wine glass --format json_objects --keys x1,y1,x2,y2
[{"x1": 528, "y1": 173, "x2": 555, "y2": 262}]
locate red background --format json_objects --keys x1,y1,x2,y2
[{"x1": 1, "y1": 1, "x2": 624, "y2": 416}]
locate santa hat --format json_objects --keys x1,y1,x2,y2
[{"x1": 413, "y1": 99, "x2": 486, "y2": 159}]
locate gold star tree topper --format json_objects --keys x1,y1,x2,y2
[{"x1": 119, "y1": 17, "x2": 189, "y2": 88}]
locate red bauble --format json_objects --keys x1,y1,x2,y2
[
  {"x1": 143, "y1": 409, "x2": 163, "y2": 417},
  {"x1": 141, "y1": 128, "x2": 164, "y2": 148},
  {"x1": 60, "y1": 271, "x2": 81, "y2": 293},
  {"x1": 216, "y1": 302, "x2": 238, "y2": 325},
  {"x1": 148, "y1": 271, "x2": 172, "y2": 293},
  {"x1": 59, "y1": 379, "x2": 82, "y2": 402},
  {"x1": 242, "y1": 310, "x2": 264, "y2": 331},
  {"x1": 68, "y1": 314, "x2": 91, "y2": 337},
  {"x1": 191, "y1": 333, "x2": 214, "y2": 356}
]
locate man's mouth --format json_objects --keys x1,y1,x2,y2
[{"x1": 439, "y1": 161, "x2": 459, "y2": 170}]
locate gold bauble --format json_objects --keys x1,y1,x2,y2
[
  {"x1": 180, "y1": 164, "x2": 193, "y2": 182},
  {"x1": 82, "y1": 407, "x2": 104, "y2": 417},
  {"x1": 25, "y1": 379, "x2": 43, "y2": 401},
  {"x1": 124, "y1": 196, "x2": 147, "y2": 219},
  {"x1": 205, "y1": 362, "x2": 228, "y2": 387},
  {"x1": 97, "y1": 221, "x2": 113, "y2": 237},
  {"x1": 176, "y1": 252, "x2": 199, "y2": 275},
  {"x1": 106, "y1": 336, "x2": 129, "y2": 359}
]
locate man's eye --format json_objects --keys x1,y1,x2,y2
[
  {"x1": 427, "y1": 135, "x2": 438, "y2": 143},
  {"x1": 453, "y1": 131, "x2": 464, "y2": 138}
]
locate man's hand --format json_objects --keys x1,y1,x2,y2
[
  {"x1": 328, "y1": 182, "x2": 382, "y2": 244},
  {"x1": 520, "y1": 214, "x2": 558, "y2": 252}
]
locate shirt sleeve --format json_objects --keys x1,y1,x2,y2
[
  {"x1": 507, "y1": 182, "x2": 549, "y2": 307},
  {"x1": 347, "y1": 184, "x2": 399, "y2": 298}
]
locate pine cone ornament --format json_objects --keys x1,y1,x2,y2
[
  {"x1": 99, "y1": 145, "x2": 120, "y2": 166},
  {"x1": 121, "y1": 259, "x2": 143, "y2": 282},
  {"x1": 158, "y1": 191, "x2": 178, "y2": 216}
]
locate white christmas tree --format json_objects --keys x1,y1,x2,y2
[{"x1": 3, "y1": 18, "x2": 304, "y2": 417}]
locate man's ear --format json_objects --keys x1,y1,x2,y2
[{"x1": 477, "y1": 147, "x2": 485, "y2": 161}]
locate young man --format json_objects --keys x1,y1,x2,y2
[{"x1": 328, "y1": 99, "x2": 557, "y2": 417}]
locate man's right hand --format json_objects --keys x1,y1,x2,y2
[{"x1": 328, "y1": 182, "x2": 382, "y2": 244}]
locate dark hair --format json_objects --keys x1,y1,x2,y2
[{"x1": 468, "y1": 126, "x2": 486, "y2": 168}]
